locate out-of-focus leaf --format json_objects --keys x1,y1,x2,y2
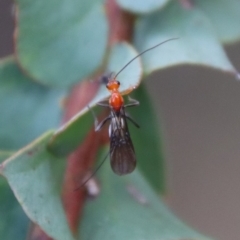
[
  {"x1": 0, "y1": 151, "x2": 13, "y2": 162},
  {"x1": 0, "y1": 131, "x2": 73, "y2": 240},
  {"x1": 0, "y1": 151, "x2": 29, "y2": 240},
  {"x1": 0, "y1": 57, "x2": 65, "y2": 150},
  {"x1": 128, "y1": 83, "x2": 165, "y2": 193},
  {"x1": 116, "y1": 0, "x2": 170, "y2": 14},
  {"x1": 0, "y1": 178, "x2": 29, "y2": 240},
  {"x1": 78, "y1": 149, "x2": 212, "y2": 240},
  {"x1": 14, "y1": 0, "x2": 108, "y2": 87},
  {"x1": 196, "y1": 0, "x2": 240, "y2": 44},
  {"x1": 48, "y1": 42, "x2": 142, "y2": 156},
  {"x1": 134, "y1": 1, "x2": 237, "y2": 76}
]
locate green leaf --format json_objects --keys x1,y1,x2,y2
[
  {"x1": 0, "y1": 152, "x2": 29, "y2": 240},
  {"x1": 48, "y1": 42, "x2": 143, "y2": 156},
  {"x1": 78, "y1": 149, "x2": 212, "y2": 240},
  {"x1": 116, "y1": 0, "x2": 170, "y2": 14},
  {"x1": 0, "y1": 151, "x2": 14, "y2": 162},
  {"x1": 0, "y1": 131, "x2": 73, "y2": 240},
  {"x1": 14, "y1": 0, "x2": 108, "y2": 87},
  {"x1": 0, "y1": 57, "x2": 65, "y2": 150},
  {"x1": 0, "y1": 178, "x2": 29, "y2": 239},
  {"x1": 129, "y1": 83, "x2": 165, "y2": 193},
  {"x1": 195, "y1": 0, "x2": 240, "y2": 44},
  {"x1": 134, "y1": 1, "x2": 237, "y2": 76}
]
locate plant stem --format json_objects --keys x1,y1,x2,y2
[{"x1": 62, "y1": 81, "x2": 101, "y2": 234}]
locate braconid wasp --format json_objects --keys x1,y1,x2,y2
[{"x1": 80, "y1": 38, "x2": 178, "y2": 188}]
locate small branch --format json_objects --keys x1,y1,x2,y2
[
  {"x1": 106, "y1": 0, "x2": 135, "y2": 44},
  {"x1": 178, "y1": 0, "x2": 194, "y2": 9},
  {"x1": 62, "y1": 80, "x2": 100, "y2": 233},
  {"x1": 27, "y1": 224, "x2": 53, "y2": 240},
  {"x1": 62, "y1": 126, "x2": 101, "y2": 233}
]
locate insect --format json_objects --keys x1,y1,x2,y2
[
  {"x1": 91, "y1": 38, "x2": 178, "y2": 176},
  {"x1": 94, "y1": 77, "x2": 140, "y2": 175}
]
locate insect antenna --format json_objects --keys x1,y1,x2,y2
[
  {"x1": 74, "y1": 150, "x2": 110, "y2": 191},
  {"x1": 114, "y1": 37, "x2": 178, "y2": 79}
]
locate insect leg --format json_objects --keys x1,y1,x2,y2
[
  {"x1": 124, "y1": 96, "x2": 140, "y2": 108},
  {"x1": 97, "y1": 100, "x2": 109, "y2": 108},
  {"x1": 125, "y1": 115, "x2": 140, "y2": 128},
  {"x1": 95, "y1": 116, "x2": 111, "y2": 131},
  {"x1": 88, "y1": 105, "x2": 111, "y2": 131},
  {"x1": 74, "y1": 150, "x2": 110, "y2": 191}
]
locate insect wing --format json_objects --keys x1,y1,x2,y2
[{"x1": 109, "y1": 114, "x2": 136, "y2": 175}]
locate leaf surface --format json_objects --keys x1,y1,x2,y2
[
  {"x1": 116, "y1": 0, "x2": 170, "y2": 14},
  {"x1": 14, "y1": 0, "x2": 108, "y2": 87},
  {"x1": 196, "y1": 0, "x2": 240, "y2": 44},
  {"x1": 78, "y1": 149, "x2": 213, "y2": 240},
  {"x1": 129, "y1": 83, "x2": 166, "y2": 192},
  {"x1": 0, "y1": 57, "x2": 64, "y2": 150},
  {"x1": 134, "y1": 1, "x2": 237, "y2": 76},
  {"x1": 0, "y1": 132, "x2": 73, "y2": 240},
  {"x1": 0, "y1": 152, "x2": 29, "y2": 240}
]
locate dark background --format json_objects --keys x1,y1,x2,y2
[{"x1": 1, "y1": 1, "x2": 240, "y2": 239}]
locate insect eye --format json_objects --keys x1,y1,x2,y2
[
  {"x1": 117, "y1": 81, "x2": 120, "y2": 85},
  {"x1": 101, "y1": 75, "x2": 109, "y2": 85}
]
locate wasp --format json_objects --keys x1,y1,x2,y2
[
  {"x1": 92, "y1": 38, "x2": 178, "y2": 175},
  {"x1": 94, "y1": 77, "x2": 139, "y2": 175}
]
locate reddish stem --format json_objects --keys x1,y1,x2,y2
[
  {"x1": 178, "y1": 0, "x2": 194, "y2": 9},
  {"x1": 27, "y1": 224, "x2": 53, "y2": 240},
  {"x1": 62, "y1": 80, "x2": 100, "y2": 234},
  {"x1": 106, "y1": 0, "x2": 135, "y2": 44}
]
